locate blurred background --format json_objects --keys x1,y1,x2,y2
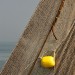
[{"x1": 0, "y1": 0, "x2": 40, "y2": 70}]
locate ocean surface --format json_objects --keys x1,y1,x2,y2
[{"x1": 0, "y1": 42, "x2": 16, "y2": 71}]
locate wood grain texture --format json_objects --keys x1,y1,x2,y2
[
  {"x1": 54, "y1": 24, "x2": 75, "y2": 75},
  {"x1": 55, "y1": 23, "x2": 75, "y2": 75},
  {"x1": 0, "y1": 0, "x2": 63, "y2": 75},
  {"x1": 30, "y1": 31, "x2": 55, "y2": 75},
  {"x1": 54, "y1": 0, "x2": 75, "y2": 42},
  {"x1": 54, "y1": 0, "x2": 75, "y2": 75},
  {"x1": 30, "y1": 0, "x2": 75, "y2": 75},
  {"x1": 0, "y1": 0, "x2": 75, "y2": 75}
]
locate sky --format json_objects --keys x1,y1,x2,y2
[{"x1": 0, "y1": 0, "x2": 40, "y2": 42}]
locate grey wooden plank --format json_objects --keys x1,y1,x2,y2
[
  {"x1": 54, "y1": 0, "x2": 75, "y2": 75},
  {"x1": 1, "y1": 0, "x2": 75, "y2": 75},
  {"x1": 28, "y1": 0, "x2": 66, "y2": 74},
  {"x1": 30, "y1": 0, "x2": 75, "y2": 75},
  {"x1": 55, "y1": 23, "x2": 75, "y2": 75},
  {"x1": 30, "y1": 31, "x2": 55, "y2": 75},
  {"x1": 54, "y1": 0, "x2": 75, "y2": 74},
  {"x1": 54, "y1": 0, "x2": 75, "y2": 42},
  {"x1": 0, "y1": 0, "x2": 63, "y2": 75}
]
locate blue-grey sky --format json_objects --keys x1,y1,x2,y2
[{"x1": 0, "y1": 0, "x2": 40, "y2": 42}]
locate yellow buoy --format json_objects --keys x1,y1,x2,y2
[{"x1": 41, "y1": 56, "x2": 55, "y2": 68}]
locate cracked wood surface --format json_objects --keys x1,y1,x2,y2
[
  {"x1": 0, "y1": 0, "x2": 63, "y2": 75},
  {"x1": 30, "y1": 0, "x2": 75, "y2": 75},
  {"x1": 55, "y1": 24, "x2": 75, "y2": 75},
  {"x1": 0, "y1": 0, "x2": 75, "y2": 75}
]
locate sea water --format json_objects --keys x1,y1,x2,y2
[{"x1": 0, "y1": 42, "x2": 16, "y2": 70}]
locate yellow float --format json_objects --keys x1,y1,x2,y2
[{"x1": 41, "y1": 56, "x2": 55, "y2": 68}]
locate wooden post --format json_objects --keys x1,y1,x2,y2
[{"x1": 0, "y1": 0, "x2": 75, "y2": 75}]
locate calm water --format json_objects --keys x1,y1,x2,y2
[{"x1": 0, "y1": 42, "x2": 16, "y2": 70}]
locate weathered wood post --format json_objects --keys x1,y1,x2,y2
[{"x1": 0, "y1": 0, "x2": 75, "y2": 75}]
